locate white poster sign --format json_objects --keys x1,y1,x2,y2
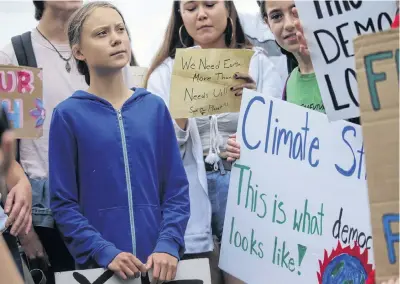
[
  {"x1": 219, "y1": 89, "x2": 374, "y2": 283},
  {"x1": 55, "y1": 259, "x2": 210, "y2": 284},
  {"x1": 294, "y1": 0, "x2": 397, "y2": 121},
  {"x1": 55, "y1": 268, "x2": 140, "y2": 284},
  {"x1": 149, "y1": 258, "x2": 211, "y2": 284}
]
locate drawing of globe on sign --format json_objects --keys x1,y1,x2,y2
[{"x1": 317, "y1": 241, "x2": 374, "y2": 284}]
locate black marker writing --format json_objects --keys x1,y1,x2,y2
[{"x1": 72, "y1": 270, "x2": 114, "y2": 284}]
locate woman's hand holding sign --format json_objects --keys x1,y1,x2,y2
[
  {"x1": 226, "y1": 133, "x2": 241, "y2": 162},
  {"x1": 230, "y1": 72, "x2": 256, "y2": 96}
]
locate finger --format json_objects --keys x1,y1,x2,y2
[
  {"x1": 158, "y1": 261, "x2": 167, "y2": 283},
  {"x1": 152, "y1": 259, "x2": 161, "y2": 283},
  {"x1": 227, "y1": 152, "x2": 240, "y2": 160},
  {"x1": 292, "y1": 7, "x2": 300, "y2": 21},
  {"x1": 233, "y1": 72, "x2": 255, "y2": 83},
  {"x1": 121, "y1": 263, "x2": 136, "y2": 279},
  {"x1": 25, "y1": 215, "x2": 32, "y2": 235},
  {"x1": 124, "y1": 257, "x2": 139, "y2": 275},
  {"x1": 20, "y1": 210, "x2": 31, "y2": 236},
  {"x1": 226, "y1": 139, "x2": 240, "y2": 149},
  {"x1": 146, "y1": 255, "x2": 153, "y2": 271},
  {"x1": 171, "y1": 263, "x2": 177, "y2": 281},
  {"x1": 227, "y1": 153, "x2": 240, "y2": 160},
  {"x1": 231, "y1": 82, "x2": 257, "y2": 92},
  {"x1": 227, "y1": 157, "x2": 236, "y2": 162},
  {"x1": 6, "y1": 197, "x2": 22, "y2": 228},
  {"x1": 130, "y1": 255, "x2": 147, "y2": 273},
  {"x1": 10, "y1": 204, "x2": 27, "y2": 236},
  {"x1": 226, "y1": 147, "x2": 241, "y2": 156},
  {"x1": 296, "y1": 31, "x2": 305, "y2": 44},
  {"x1": 165, "y1": 263, "x2": 174, "y2": 281},
  {"x1": 4, "y1": 189, "x2": 15, "y2": 214},
  {"x1": 116, "y1": 270, "x2": 128, "y2": 280},
  {"x1": 228, "y1": 133, "x2": 236, "y2": 138}
]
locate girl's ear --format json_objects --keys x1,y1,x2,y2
[{"x1": 72, "y1": 44, "x2": 85, "y2": 62}]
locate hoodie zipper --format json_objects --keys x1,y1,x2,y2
[{"x1": 116, "y1": 109, "x2": 136, "y2": 255}]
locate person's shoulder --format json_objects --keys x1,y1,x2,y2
[
  {"x1": 137, "y1": 89, "x2": 170, "y2": 115},
  {"x1": 0, "y1": 42, "x2": 18, "y2": 65},
  {"x1": 140, "y1": 89, "x2": 167, "y2": 105},
  {"x1": 251, "y1": 46, "x2": 272, "y2": 61},
  {"x1": 54, "y1": 91, "x2": 84, "y2": 114},
  {"x1": 249, "y1": 46, "x2": 278, "y2": 72}
]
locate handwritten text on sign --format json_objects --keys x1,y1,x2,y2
[
  {"x1": 294, "y1": 0, "x2": 397, "y2": 121},
  {"x1": 0, "y1": 65, "x2": 43, "y2": 138},
  {"x1": 219, "y1": 89, "x2": 373, "y2": 284},
  {"x1": 169, "y1": 48, "x2": 254, "y2": 118}
]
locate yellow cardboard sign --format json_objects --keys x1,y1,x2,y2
[
  {"x1": 170, "y1": 48, "x2": 254, "y2": 118},
  {"x1": 0, "y1": 65, "x2": 43, "y2": 138}
]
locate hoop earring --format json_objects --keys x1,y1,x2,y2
[
  {"x1": 228, "y1": 17, "x2": 234, "y2": 45},
  {"x1": 179, "y1": 25, "x2": 188, "y2": 48}
]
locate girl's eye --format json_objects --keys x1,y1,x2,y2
[
  {"x1": 97, "y1": 30, "x2": 107, "y2": 36},
  {"x1": 118, "y1": 26, "x2": 125, "y2": 32},
  {"x1": 186, "y1": 5, "x2": 196, "y2": 12},
  {"x1": 270, "y1": 13, "x2": 283, "y2": 21},
  {"x1": 205, "y1": 3, "x2": 216, "y2": 8}
]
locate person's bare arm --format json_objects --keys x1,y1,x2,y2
[
  {"x1": 175, "y1": 119, "x2": 188, "y2": 131},
  {"x1": 4, "y1": 156, "x2": 32, "y2": 236}
]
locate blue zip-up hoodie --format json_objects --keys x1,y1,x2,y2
[{"x1": 49, "y1": 88, "x2": 190, "y2": 268}]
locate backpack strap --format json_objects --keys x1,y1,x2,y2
[
  {"x1": 11, "y1": 32, "x2": 37, "y2": 68},
  {"x1": 11, "y1": 32, "x2": 38, "y2": 164}
]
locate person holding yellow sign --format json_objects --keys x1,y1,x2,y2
[{"x1": 145, "y1": 1, "x2": 283, "y2": 283}]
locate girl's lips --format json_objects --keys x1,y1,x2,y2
[{"x1": 284, "y1": 33, "x2": 297, "y2": 40}]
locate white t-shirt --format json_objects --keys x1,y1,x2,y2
[{"x1": 0, "y1": 28, "x2": 135, "y2": 179}]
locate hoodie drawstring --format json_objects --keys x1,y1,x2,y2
[{"x1": 205, "y1": 115, "x2": 223, "y2": 171}]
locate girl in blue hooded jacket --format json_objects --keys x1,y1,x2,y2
[{"x1": 48, "y1": 2, "x2": 190, "y2": 282}]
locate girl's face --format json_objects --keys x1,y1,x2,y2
[
  {"x1": 265, "y1": 0, "x2": 300, "y2": 54},
  {"x1": 46, "y1": 1, "x2": 83, "y2": 14},
  {"x1": 74, "y1": 7, "x2": 131, "y2": 73},
  {"x1": 180, "y1": 1, "x2": 229, "y2": 48}
]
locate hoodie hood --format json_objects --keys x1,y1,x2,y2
[{"x1": 71, "y1": 87, "x2": 151, "y2": 107}]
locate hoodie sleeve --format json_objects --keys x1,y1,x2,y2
[
  {"x1": 49, "y1": 108, "x2": 122, "y2": 268},
  {"x1": 147, "y1": 62, "x2": 190, "y2": 158},
  {"x1": 153, "y1": 103, "x2": 190, "y2": 260},
  {"x1": 250, "y1": 47, "x2": 285, "y2": 99}
]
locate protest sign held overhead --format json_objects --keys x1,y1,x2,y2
[
  {"x1": 219, "y1": 89, "x2": 374, "y2": 283},
  {"x1": 169, "y1": 48, "x2": 254, "y2": 118},
  {"x1": 354, "y1": 28, "x2": 399, "y2": 283},
  {"x1": 294, "y1": 0, "x2": 397, "y2": 121},
  {"x1": 0, "y1": 65, "x2": 43, "y2": 138}
]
